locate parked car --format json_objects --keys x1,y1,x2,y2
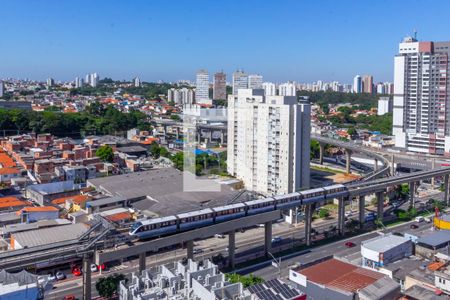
[
  {"x1": 99, "y1": 263, "x2": 106, "y2": 271},
  {"x1": 271, "y1": 236, "x2": 282, "y2": 244},
  {"x1": 90, "y1": 263, "x2": 98, "y2": 272},
  {"x1": 410, "y1": 224, "x2": 419, "y2": 229},
  {"x1": 214, "y1": 234, "x2": 225, "y2": 239},
  {"x1": 424, "y1": 217, "x2": 432, "y2": 223},
  {"x1": 47, "y1": 273, "x2": 56, "y2": 281},
  {"x1": 62, "y1": 295, "x2": 77, "y2": 300},
  {"x1": 55, "y1": 271, "x2": 66, "y2": 280},
  {"x1": 71, "y1": 267, "x2": 82, "y2": 277},
  {"x1": 193, "y1": 248, "x2": 203, "y2": 254},
  {"x1": 415, "y1": 216, "x2": 424, "y2": 223},
  {"x1": 344, "y1": 241, "x2": 356, "y2": 248}
]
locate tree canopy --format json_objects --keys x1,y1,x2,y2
[
  {"x1": 96, "y1": 145, "x2": 114, "y2": 162},
  {"x1": 0, "y1": 102, "x2": 152, "y2": 137},
  {"x1": 95, "y1": 274, "x2": 125, "y2": 298}
]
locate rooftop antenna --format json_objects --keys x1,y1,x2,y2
[{"x1": 413, "y1": 29, "x2": 417, "y2": 40}]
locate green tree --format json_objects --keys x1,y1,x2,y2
[
  {"x1": 149, "y1": 142, "x2": 161, "y2": 158},
  {"x1": 347, "y1": 126, "x2": 357, "y2": 136},
  {"x1": 96, "y1": 145, "x2": 114, "y2": 162},
  {"x1": 95, "y1": 274, "x2": 125, "y2": 298},
  {"x1": 318, "y1": 208, "x2": 330, "y2": 218},
  {"x1": 225, "y1": 273, "x2": 263, "y2": 288},
  {"x1": 310, "y1": 140, "x2": 320, "y2": 159}
]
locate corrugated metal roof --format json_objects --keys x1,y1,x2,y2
[
  {"x1": 417, "y1": 231, "x2": 450, "y2": 247},
  {"x1": 12, "y1": 223, "x2": 88, "y2": 248}
]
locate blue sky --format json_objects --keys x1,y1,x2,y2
[{"x1": 1, "y1": 0, "x2": 450, "y2": 83}]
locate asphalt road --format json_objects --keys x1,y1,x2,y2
[
  {"x1": 46, "y1": 219, "x2": 336, "y2": 299},
  {"x1": 45, "y1": 211, "x2": 434, "y2": 299},
  {"x1": 247, "y1": 218, "x2": 434, "y2": 281}
]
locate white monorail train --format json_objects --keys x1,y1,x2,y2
[{"x1": 129, "y1": 184, "x2": 347, "y2": 240}]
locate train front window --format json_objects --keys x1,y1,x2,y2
[{"x1": 130, "y1": 222, "x2": 142, "y2": 232}]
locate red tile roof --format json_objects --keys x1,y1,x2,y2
[
  {"x1": 105, "y1": 212, "x2": 132, "y2": 222},
  {"x1": 297, "y1": 258, "x2": 384, "y2": 293}
]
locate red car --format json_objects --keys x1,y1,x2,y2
[
  {"x1": 345, "y1": 241, "x2": 356, "y2": 248},
  {"x1": 72, "y1": 267, "x2": 82, "y2": 277},
  {"x1": 63, "y1": 295, "x2": 77, "y2": 300},
  {"x1": 99, "y1": 263, "x2": 106, "y2": 271}
]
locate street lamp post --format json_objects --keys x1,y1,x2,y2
[{"x1": 268, "y1": 252, "x2": 281, "y2": 279}]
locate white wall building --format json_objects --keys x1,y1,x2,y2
[
  {"x1": 278, "y1": 82, "x2": 296, "y2": 96},
  {"x1": 378, "y1": 97, "x2": 392, "y2": 116},
  {"x1": 0, "y1": 80, "x2": 4, "y2": 97},
  {"x1": 248, "y1": 74, "x2": 263, "y2": 89},
  {"x1": 195, "y1": 69, "x2": 210, "y2": 105},
  {"x1": 227, "y1": 89, "x2": 310, "y2": 195},
  {"x1": 392, "y1": 37, "x2": 450, "y2": 155},
  {"x1": 361, "y1": 234, "x2": 413, "y2": 270},
  {"x1": 232, "y1": 70, "x2": 248, "y2": 94},
  {"x1": 262, "y1": 82, "x2": 276, "y2": 96}
]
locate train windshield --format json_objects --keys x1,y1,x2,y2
[{"x1": 130, "y1": 222, "x2": 142, "y2": 233}]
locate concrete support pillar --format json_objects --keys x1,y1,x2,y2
[
  {"x1": 358, "y1": 195, "x2": 365, "y2": 229},
  {"x1": 409, "y1": 181, "x2": 415, "y2": 208},
  {"x1": 319, "y1": 143, "x2": 325, "y2": 165},
  {"x1": 264, "y1": 221, "x2": 272, "y2": 257},
  {"x1": 228, "y1": 231, "x2": 235, "y2": 269},
  {"x1": 220, "y1": 131, "x2": 225, "y2": 144},
  {"x1": 390, "y1": 154, "x2": 395, "y2": 176},
  {"x1": 376, "y1": 191, "x2": 384, "y2": 223},
  {"x1": 445, "y1": 174, "x2": 449, "y2": 206},
  {"x1": 186, "y1": 240, "x2": 194, "y2": 260},
  {"x1": 338, "y1": 197, "x2": 346, "y2": 235},
  {"x1": 139, "y1": 252, "x2": 146, "y2": 273},
  {"x1": 431, "y1": 159, "x2": 436, "y2": 186},
  {"x1": 374, "y1": 159, "x2": 378, "y2": 171},
  {"x1": 82, "y1": 255, "x2": 92, "y2": 300},
  {"x1": 345, "y1": 150, "x2": 352, "y2": 174},
  {"x1": 305, "y1": 204, "x2": 312, "y2": 246}
]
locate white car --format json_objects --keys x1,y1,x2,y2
[
  {"x1": 424, "y1": 217, "x2": 432, "y2": 223},
  {"x1": 214, "y1": 234, "x2": 225, "y2": 239},
  {"x1": 271, "y1": 236, "x2": 282, "y2": 244},
  {"x1": 90, "y1": 263, "x2": 98, "y2": 272},
  {"x1": 55, "y1": 271, "x2": 66, "y2": 280},
  {"x1": 47, "y1": 273, "x2": 56, "y2": 281},
  {"x1": 193, "y1": 248, "x2": 203, "y2": 254}
]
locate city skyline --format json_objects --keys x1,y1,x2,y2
[{"x1": 2, "y1": 0, "x2": 450, "y2": 82}]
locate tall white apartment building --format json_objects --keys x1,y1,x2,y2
[
  {"x1": 167, "y1": 88, "x2": 194, "y2": 104},
  {"x1": 232, "y1": 70, "x2": 248, "y2": 94},
  {"x1": 262, "y1": 82, "x2": 276, "y2": 96},
  {"x1": 248, "y1": 74, "x2": 263, "y2": 89},
  {"x1": 353, "y1": 75, "x2": 362, "y2": 93},
  {"x1": 0, "y1": 81, "x2": 4, "y2": 97},
  {"x1": 195, "y1": 69, "x2": 210, "y2": 104},
  {"x1": 134, "y1": 76, "x2": 141, "y2": 87},
  {"x1": 278, "y1": 81, "x2": 296, "y2": 96},
  {"x1": 227, "y1": 89, "x2": 310, "y2": 195},
  {"x1": 46, "y1": 78, "x2": 54, "y2": 87},
  {"x1": 393, "y1": 37, "x2": 450, "y2": 155},
  {"x1": 378, "y1": 97, "x2": 392, "y2": 116}
]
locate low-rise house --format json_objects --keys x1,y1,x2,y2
[
  {"x1": 289, "y1": 256, "x2": 400, "y2": 300},
  {"x1": 17, "y1": 206, "x2": 59, "y2": 223}
]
